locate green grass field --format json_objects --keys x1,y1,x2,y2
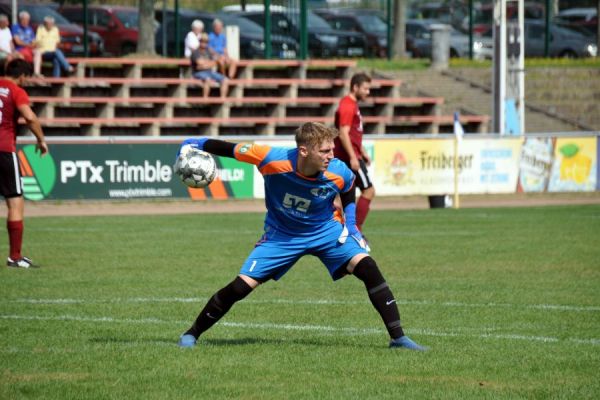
[{"x1": 1, "y1": 205, "x2": 599, "y2": 399}]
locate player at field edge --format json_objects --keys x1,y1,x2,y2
[
  {"x1": 0, "y1": 59, "x2": 48, "y2": 268},
  {"x1": 176, "y1": 122, "x2": 426, "y2": 350},
  {"x1": 334, "y1": 72, "x2": 375, "y2": 234}
]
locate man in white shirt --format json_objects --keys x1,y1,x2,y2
[
  {"x1": 184, "y1": 20, "x2": 204, "y2": 58},
  {"x1": 0, "y1": 14, "x2": 19, "y2": 64}
]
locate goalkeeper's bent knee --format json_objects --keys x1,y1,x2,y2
[
  {"x1": 352, "y1": 256, "x2": 386, "y2": 290},
  {"x1": 213, "y1": 276, "x2": 254, "y2": 314}
]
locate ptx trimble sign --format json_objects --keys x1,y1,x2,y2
[
  {"x1": 60, "y1": 160, "x2": 172, "y2": 184},
  {"x1": 15, "y1": 143, "x2": 254, "y2": 200}
]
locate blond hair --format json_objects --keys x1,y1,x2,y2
[{"x1": 295, "y1": 122, "x2": 339, "y2": 148}]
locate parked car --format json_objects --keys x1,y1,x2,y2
[
  {"x1": 315, "y1": 9, "x2": 388, "y2": 57},
  {"x1": 59, "y1": 5, "x2": 143, "y2": 56},
  {"x1": 219, "y1": 13, "x2": 298, "y2": 59},
  {"x1": 155, "y1": 9, "x2": 298, "y2": 59},
  {"x1": 0, "y1": 1, "x2": 104, "y2": 56},
  {"x1": 477, "y1": 19, "x2": 598, "y2": 58},
  {"x1": 523, "y1": 19, "x2": 597, "y2": 58},
  {"x1": 406, "y1": 19, "x2": 492, "y2": 59},
  {"x1": 469, "y1": 1, "x2": 545, "y2": 34},
  {"x1": 228, "y1": 9, "x2": 367, "y2": 58},
  {"x1": 556, "y1": 7, "x2": 598, "y2": 36},
  {"x1": 410, "y1": 0, "x2": 469, "y2": 32},
  {"x1": 315, "y1": 8, "x2": 423, "y2": 58}
]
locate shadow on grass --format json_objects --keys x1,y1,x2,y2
[
  {"x1": 89, "y1": 336, "x2": 372, "y2": 348},
  {"x1": 89, "y1": 336, "x2": 175, "y2": 346},
  {"x1": 204, "y1": 336, "x2": 374, "y2": 348}
]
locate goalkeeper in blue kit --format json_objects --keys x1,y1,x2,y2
[{"x1": 177, "y1": 122, "x2": 426, "y2": 350}]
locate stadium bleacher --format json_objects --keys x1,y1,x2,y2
[{"x1": 24, "y1": 58, "x2": 489, "y2": 136}]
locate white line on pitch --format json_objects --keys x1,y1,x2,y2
[
  {"x1": 32, "y1": 227, "x2": 476, "y2": 237},
  {"x1": 34, "y1": 227, "x2": 260, "y2": 234},
  {"x1": 11, "y1": 297, "x2": 600, "y2": 312},
  {"x1": 1, "y1": 314, "x2": 599, "y2": 346}
]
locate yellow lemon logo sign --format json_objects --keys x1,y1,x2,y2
[{"x1": 559, "y1": 143, "x2": 591, "y2": 184}]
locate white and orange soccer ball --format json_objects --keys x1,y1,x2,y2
[{"x1": 173, "y1": 145, "x2": 217, "y2": 188}]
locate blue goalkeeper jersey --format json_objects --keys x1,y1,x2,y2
[{"x1": 233, "y1": 143, "x2": 355, "y2": 236}]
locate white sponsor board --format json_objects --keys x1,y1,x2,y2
[{"x1": 374, "y1": 138, "x2": 522, "y2": 195}]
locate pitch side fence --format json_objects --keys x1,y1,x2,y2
[{"x1": 14, "y1": 132, "x2": 599, "y2": 201}]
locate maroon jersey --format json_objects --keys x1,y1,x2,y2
[
  {"x1": 334, "y1": 95, "x2": 363, "y2": 161},
  {"x1": 0, "y1": 79, "x2": 29, "y2": 153}
]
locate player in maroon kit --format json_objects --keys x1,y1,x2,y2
[
  {"x1": 334, "y1": 73, "x2": 374, "y2": 234},
  {"x1": 0, "y1": 59, "x2": 47, "y2": 268}
]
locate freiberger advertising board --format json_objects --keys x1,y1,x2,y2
[{"x1": 373, "y1": 138, "x2": 521, "y2": 195}]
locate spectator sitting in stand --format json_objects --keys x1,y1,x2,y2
[
  {"x1": 34, "y1": 16, "x2": 74, "y2": 78},
  {"x1": 0, "y1": 15, "x2": 21, "y2": 67},
  {"x1": 11, "y1": 11, "x2": 36, "y2": 66},
  {"x1": 184, "y1": 19, "x2": 204, "y2": 58},
  {"x1": 191, "y1": 33, "x2": 227, "y2": 98},
  {"x1": 208, "y1": 19, "x2": 236, "y2": 79}
]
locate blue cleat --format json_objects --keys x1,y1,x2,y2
[
  {"x1": 178, "y1": 334, "x2": 197, "y2": 348},
  {"x1": 389, "y1": 336, "x2": 428, "y2": 351}
]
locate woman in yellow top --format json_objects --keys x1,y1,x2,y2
[{"x1": 34, "y1": 16, "x2": 74, "y2": 77}]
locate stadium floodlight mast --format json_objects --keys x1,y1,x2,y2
[{"x1": 493, "y1": 0, "x2": 525, "y2": 135}]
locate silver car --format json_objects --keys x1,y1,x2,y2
[
  {"x1": 524, "y1": 19, "x2": 597, "y2": 58},
  {"x1": 469, "y1": 19, "x2": 598, "y2": 60},
  {"x1": 406, "y1": 19, "x2": 493, "y2": 59}
]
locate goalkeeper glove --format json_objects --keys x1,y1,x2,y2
[
  {"x1": 177, "y1": 137, "x2": 209, "y2": 157},
  {"x1": 338, "y1": 203, "x2": 369, "y2": 252}
]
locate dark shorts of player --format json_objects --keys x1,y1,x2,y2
[
  {"x1": 342, "y1": 158, "x2": 373, "y2": 191},
  {"x1": 0, "y1": 151, "x2": 23, "y2": 198}
]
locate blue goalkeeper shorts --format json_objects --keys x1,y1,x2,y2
[{"x1": 239, "y1": 220, "x2": 367, "y2": 282}]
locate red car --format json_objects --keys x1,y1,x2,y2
[{"x1": 60, "y1": 5, "x2": 139, "y2": 56}]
